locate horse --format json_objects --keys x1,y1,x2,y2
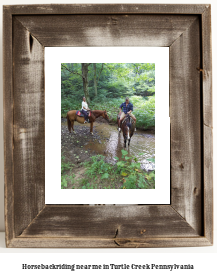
[
  {"x1": 117, "y1": 111, "x2": 122, "y2": 133},
  {"x1": 67, "y1": 110, "x2": 109, "y2": 135},
  {"x1": 119, "y1": 114, "x2": 135, "y2": 147}
]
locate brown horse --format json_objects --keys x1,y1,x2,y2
[
  {"x1": 117, "y1": 111, "x2": 122, "y2": 133},
  {"x1": 120, "y1": 114, "x2": 135, "y2": 147},
  {"x1": 67, "y1": 110, "x2": 109, "y2": 134}
]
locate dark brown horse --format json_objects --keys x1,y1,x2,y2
[
  {"x1": 67, "y1": 110, "x2": 109, "y2": 135},
  {"x1": 119, "y1": 114, "x2": 135, "y2": 147}
]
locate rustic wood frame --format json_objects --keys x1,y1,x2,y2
[{"x1": 3, "y1": 4, "x2": 213, "y2": 248}]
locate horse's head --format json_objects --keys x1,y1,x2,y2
[{"x1": 103, "y1": 110, "x2": 109, "y2": 120}]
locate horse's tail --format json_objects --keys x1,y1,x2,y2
[{"x1": 67, "y1": 113, "x2": 71, "y2": 133}]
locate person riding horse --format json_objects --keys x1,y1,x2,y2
[
  {"x1": 119, "y1": 97, "x2": 136, "y2": 131},
  {"x1": 81, "y1": 97, "x2": 90, "y2": 123}
]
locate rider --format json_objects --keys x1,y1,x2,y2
[
  {"x1": 81, "y1": 97, "x2": 90, "y2": 123},
  {"x1": 119, "y1": 97, "x2": 137, "y2": 131}
]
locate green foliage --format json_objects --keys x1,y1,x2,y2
[
  {"x1": 101, "y1": 173, "x2": 110, "y2": 179},
  {"x1": 132, "y1": 95, "x2": 155, "y2": 128},
  {"x1": 147, "y1": 157, "x2": 155, "y2": 163},
  {"x1": 61, "y1": 63, "x2": 155, "y2": 128},
  {"x1": 61, "y1": 176, "x2": 68, "y2": 189},
  {"x1": 61, "y1": 156, "x2": 74, "y2": 174},
  {"x1": 61, "y1": 97, "x2": 80, "y2": 116},
  {"x1": 83, "y1": 155, "x2": 113, "y2": 177},
  {"x1": 61, "y1": 153, "x2": 155, "y2": 189},
  {"x1": 61, "y1": 156, "x2": 75, "y2": 189},
  {"x1": 82, "y1": 151, "x2": 155, "y2": 189}
]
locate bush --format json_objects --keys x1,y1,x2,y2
[
  {"x1": 82, "y1": 150, "x2": 155, "y2": 189},
  {"x1": 133, "y1": 95, "x2": 155, "y2": 128}
]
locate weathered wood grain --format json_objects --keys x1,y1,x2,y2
[
  {"x1": 203, "y1": 125, "x2": 213, "y2": 243},
  {"x1": 201, "y1": 6, "x2": 213, "y2": 244},
  {"x1": 4, "y1": 4, "x2": 207, "y2": 15},
  {"x1": 170, "y1": 17, "x2": 202, "y2": 234},
  {"x1": 20, "y1": 205, "x2": 198, "y2": 238},
  {"x1": 3, "y1": 4, "x2": 213, "y2": 248},
  {"x1": 3, "y1": 7, "x2": 14, "y2": 247},
  {"x1": 12, "y1": 17, "x2": 45, "y2": 237},
  {"x1": 16, "y1": 15, "x2": 198, "y2": 47},
  {"x1": 8, "y1": 237, "x2": 212, "y2": 248},
  {"x1": 202, "y1": 6, "x2": 212, "y2": 129}
]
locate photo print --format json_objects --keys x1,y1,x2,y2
[{"x1": 45, "y1": 47, "x2": 170, "y2": 204}]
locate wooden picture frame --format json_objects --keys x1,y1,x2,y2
[{"x1": 3, "y1": 4, "x2": 213, "y2": 248}]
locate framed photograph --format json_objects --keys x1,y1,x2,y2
[
  {"x1": 45, "y1": 47, "x2": 170, "y2": 204},
  {"x1": 3, "y1": 4, "x2": 213, "y2": 247}
]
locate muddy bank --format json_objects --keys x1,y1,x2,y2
[{"x1": 61, "y1": 118, "x2": 107, "y2": 166}]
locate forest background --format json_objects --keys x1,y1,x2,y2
[{"x1": 61, "y1": 63, "x2": 155, "y2": 129}]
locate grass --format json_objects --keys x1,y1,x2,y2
[
  {"x1": 61, "y1": 156, "x2": 76, "y2": 189},
  {"x1": 61, "y1": 151, "x2": 155, "y2": 189}
]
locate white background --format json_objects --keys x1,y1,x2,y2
[
  {"x1": 45, "y1": 47, "x2": 170, "y2": 204},
  {"x1": 0, "y1": 0, "x2": 216, "y2": 276}
]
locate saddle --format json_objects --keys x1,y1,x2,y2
[
  {"x1": 76, "y1": 110, "x2": 91, "y2": 117},
  {"x1": 121, "y1": 114, "x2": 134, "y2": 125}
]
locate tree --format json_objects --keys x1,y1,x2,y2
[
  {"x1": 93, "y1": 63, "x2": 104, "y2": 97},
  {"x1": 81, "y1": 63, "x2": 91, "y2": 104},
  {"x1": 61, "y1": 62, "x2": 155, "y2": 102},
  {"x1": 61, "y1": 63, "x2": 91, "y2": 104}
]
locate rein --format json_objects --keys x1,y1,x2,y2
[{"x1": 90, "y1": 110, "x2": 104, "y2": 118}]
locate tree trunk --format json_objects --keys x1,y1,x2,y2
[
  {"x1": 93, "y1": 63, "x2": 97, "y2": 97},
  {"x1": 81, "y1": 63, "x2": 90, "y2": 104}
]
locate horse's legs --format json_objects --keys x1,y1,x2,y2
[
  {"x1": 128, "y1": 138, "x2": 131, "y2": 146},
  {"x1": 124, "y1": 136, "x2": 127, "y2": 148},
  {"x1": 119, "y1": 112, "x2": 125, "y2": 132},
  {"x1": 118, "y1": 120, "x2": 121, "y2": 133},
  {"x1": 131, "y1": 115, "x2": 136, "y2": 131},
  {"x1": 90, "y1": 122, "x2": 93, "y2": 135},
  {"x1": 71, "y1": 120, "x2": 76, "y2": 134},
  {"x1": 117, "y1": 117, "x2": 121, "y2": 133}
]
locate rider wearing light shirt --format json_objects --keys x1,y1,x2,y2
[{"x1": 81, "y1": 97, "x2": 90, "y2": 123}]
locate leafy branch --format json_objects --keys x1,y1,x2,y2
[{"x1": 61, "y1": 64, "x2": 83, "y2": 78}]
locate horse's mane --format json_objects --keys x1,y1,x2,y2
[
  {"x1": 92, "y1": 110, "x2": 105, "y2": 113},
  {"x1": 91, "y1": 110, "x2": 106, "y2": 116},
  {"x1": 123, "y1": 115, "x2": 132, "y2": 128}
]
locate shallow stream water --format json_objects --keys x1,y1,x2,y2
[{"x1": 83, "y1": 122, "x2": 155, "y2": 171}]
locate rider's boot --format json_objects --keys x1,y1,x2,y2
[{"x1": 119, "y1": 120, "x2": 122, "y2": 132}]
